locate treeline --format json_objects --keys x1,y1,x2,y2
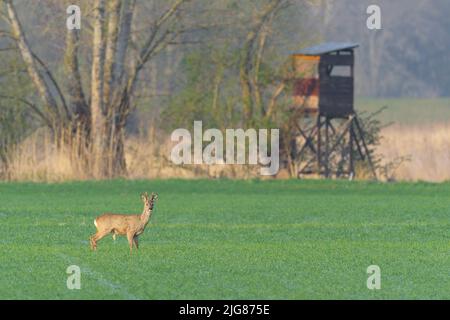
[
  {"x1": 0, "y1": 0, "x2": 447, "y2": 180},
  {"x1": 0, "y1": 0, "x2": 316, "y2": 179},
  {"x1": 319, "y1": 0, "x2": 450, "y2": 98}
]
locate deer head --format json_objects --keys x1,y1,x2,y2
[{"x1": 141, "y1": 192, "x2": 158, "y2": 211}]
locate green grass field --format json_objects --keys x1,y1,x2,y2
[{"x1": 0, "y1": 179, "x2": 449, "y2": 299}]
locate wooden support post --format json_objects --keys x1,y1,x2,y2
[
  {"x1": 299, "y1": 116, "x2": 353, "y2": 177},
  {"x1": 316, "y1": 115, "x2": 321, "y2": 175},
  {"x1": 326, "y1": 117, "x2": 353, "y2": 160},
  {"x1": 325, "y1": 117, "x2": 330, "y2": 178},
  {"x1": 354, "y1": 116, "x2": 377, "y2": 180},
  {"x1": 352, "y1": 126, "x2": 365, "y2": 161},
  {"x1": 349, "y1": 118, "x2": 354, "y2": 179},
  {"x1": 295, "y1": 122, "x2": 317, "y2": 154}
]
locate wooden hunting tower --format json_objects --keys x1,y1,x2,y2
[{"x1": 288, "y1": 42, "x2": 376, "y2": 179}]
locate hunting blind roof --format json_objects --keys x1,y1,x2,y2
[{"x1": 294, "y1": 42, "x2": 359, "y2": 56}]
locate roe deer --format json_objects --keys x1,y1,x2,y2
[{"x1": 90, "y1": 192, "x2": 158, "y2": 252}]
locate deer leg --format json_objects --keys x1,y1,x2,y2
[
  {"x1": 90, "y1": 234, "x2": 97, "y2": 250},
  {"x1": 133, "y1": 236, "x2": 139, "y2": 249},
  {"x1": 127, "y1": 232, "x2": 135, "y2": 254},
  {"x1": 90, "y1": 230, "x2": 111, "y2": 250},
  {"x1": 90, "y1": 232, "x2": 101, "y2": 250}
]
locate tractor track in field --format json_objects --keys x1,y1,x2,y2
[{"x1": 58, "y1": 253, "x2": 141, "y2": 300}]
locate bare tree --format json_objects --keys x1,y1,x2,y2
[{"x1": 1, "y1": 0, "x2": 188, "y2": 177}]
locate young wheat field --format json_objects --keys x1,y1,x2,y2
[{"x1": 0, "y1": 179, "x2": 448, "y2": 299}]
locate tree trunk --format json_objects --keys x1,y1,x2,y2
[
  {"x1": 239, "y1": 24, "x2": 258, "y2": 125},
  {"x1": 64, "y1": 28, "x2": 89, "y2": 130},
  {"x1": 113, "y1": 0, "x2": 135, "y2": 88},
  {"x1": 5, "y1": 0, "x2": 61, "y2": 130},
  {"x1": 103, "y1": 0, "x2": 122, "y2": 109},
  {"x1": 107, "y1": 0, "x2": 136, "y2": 177},
  {"x1": 90, "y1": 0, "x2": 107, "y2": 178}
]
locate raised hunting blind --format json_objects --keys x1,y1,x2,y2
[{"x1": 287, "y1": 42, "x2": 376, "y2": 179}]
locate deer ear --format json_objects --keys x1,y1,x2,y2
[{"x1": 141, "y1": 193, "x2": 146, "y2": 201}]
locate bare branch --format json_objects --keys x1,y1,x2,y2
[
  {"x1": 0, "y1": 94, "x2": 52, "y2": 127},
  {"x1": 265, "y1": 82, "x2": 286, "y2": 119},
  {"x1": 31, "y1": 51, "x2": 71, "y2": 121},
  {"x1": 137, "y1": 0, "x2": 187, "y2": 69}
]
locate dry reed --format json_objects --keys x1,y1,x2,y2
[
  {"x1": 1, "y1": 124, "x2": 449, "y2": 182},
  {"x1": 377, "y1": 124, "x2": 450, "y2": 182}
]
